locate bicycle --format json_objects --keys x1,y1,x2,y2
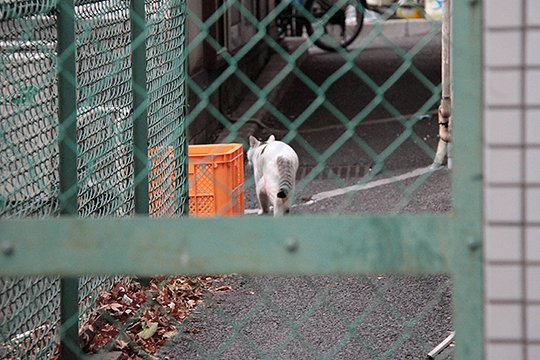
[{"x1": 277, "y1": 0, "x2": 368, "y2": 52}]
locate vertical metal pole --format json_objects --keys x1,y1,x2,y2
[
  {"x1": 451, "y1": 0, "x2": 484, "y2": 357},
  {"x1": 56, "y1": 0, "x2": 80, "y2": 358},
  {"x1": 180, "y1": 0, "x2": 190, "y2": 217},
  {"x1": 131, "y1": 0, "x2": 149, "y2": 215},
  {"x1": 432, "y1": 0, "x2": 452, "y2": 168},
  {"x1": 131, "y1": 0, "x2": 151, "y2": 286},
  {"x1": 59, "y1": 278, "x2": 80, "y2": 359}
]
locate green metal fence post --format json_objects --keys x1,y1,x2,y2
[
  {"x1": 131, "y1": 0, "x2": 151, "y2": 286},
  {"x1": 451, "y1": 0, "x2": 484, "y2": 359},
  {"x1": 131, "y1": 0, "x2": 149, "y2": 215},
  {"x1": 180, "y1": 0, "x2": 189, "y2": 217},
  {"x1": 56, "y1": 0, "x2": 80, "y2": 358}
]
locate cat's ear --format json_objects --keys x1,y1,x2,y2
[
  {"x1": 267, "y1": 134, "x2": 275, "y2": 142},
  {"x1": 249, "y1": 135, "x2": 259, "y2": 148}
]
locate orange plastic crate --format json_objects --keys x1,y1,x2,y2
[{"x1": 188, "y1": 143, "x2": 244, "y2": 217}]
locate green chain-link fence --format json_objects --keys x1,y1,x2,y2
[
  {"x1": 0, "y1": 0, "x2": 483, "y2": 359},
  {"x1": 1, "y1": 0, "x2": 187, "y2": 358}
]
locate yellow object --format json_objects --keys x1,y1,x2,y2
[
  {"x1": 188, "y1": 143, "x2": 244, "y2": 217},
  {"x1": 396, "y1": 6, "x2": 423, "y2": 19}
]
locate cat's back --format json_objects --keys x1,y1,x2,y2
[{"x1": 263, "y1": 140, "x2": 298, "y2": 161}]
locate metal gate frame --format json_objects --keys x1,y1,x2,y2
[{"x1": 0, "y1": 1, "x2": 483, "y2": 359}]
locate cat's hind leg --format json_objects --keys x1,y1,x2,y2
[
  {"x1": 258, "y1": 191, "x2": 270, "y2": 215},
  {"x1": 273, "y1": 197, "x2": 289, "y2": 216}
]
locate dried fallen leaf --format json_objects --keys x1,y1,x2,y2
[
  {"x1": 163, "y1": 330, "x2": 178, "y2": 338},
  {"x1": 100, "y1": 302, "x2": 123, "y2": 312},
  {"x1": 138, "y1": 322, "x2": 158, "y2": 340},
  {"x1": 116, "y1": 338, "x2": 130, "y2": 350},
  {"x1": 79, "y1": 275, "x2": 232, "y2": 359}
]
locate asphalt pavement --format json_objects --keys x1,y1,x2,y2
[
  {"x1": 165, "y1": 274, "x2": 452, "y2": 359},
  {"x1": 165, "y1": 19, "x2": 453, "y2": 360}
]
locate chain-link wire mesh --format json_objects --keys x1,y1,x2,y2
[
  {"x1": 163, "y1": 1, "x2": 451, "y2": 359},
  {"x1": 0, "y1": 3, "x2": 59, "y2": 218},
  {"x1": 186, "y1": 0, "x2": 444, "y2": 217},
  {"x1": 1, "y1": 0, "x2": 187, "y2": 358},
  {"x1": 76, "y1": 0, "x2": 135, "y2": 218},
  {"x1": 162, "y1": 274, "x2": 453, "y2": 360},
  {"x1": 1, "y1": 0, "x2": 466, "y2": 359},
  {"x1": 0, "y1": 277, "x2": 60, "y2": 359},
  {"x1": 1, "y1": 4, "x2": 61, "y2": 358},
  {"x1": 146, "y1": 0, "x2": 188, "y2": 217}
]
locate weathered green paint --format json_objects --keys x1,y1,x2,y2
[
  {"x1": 449, "y1": 0, "x2": 484, "y2": 359},
  {"x1": 131, "y1": 0, "x2": 149, "y2": 215},
  {"x1": 0, "y1": 215, "x2": 450, "y2": 276},
  {"x1": 56, "y1": 0, "x2": 78, "y2": 216},
  {"x1": 60, "y1": 277, "x2": 83, "y2": 359},
  {"x1": 56, "y1": 1, "x2": 80, "y2": 358}
]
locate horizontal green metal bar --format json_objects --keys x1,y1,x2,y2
[{"x1": 0, "y1": 215, "x2": 452, "y2": 276}]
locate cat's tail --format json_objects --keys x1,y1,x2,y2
[{"x1": 277, "y1": 156, "x2": 295, "y2": 199}]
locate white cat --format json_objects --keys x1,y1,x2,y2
[{"x1": 247, "y1": 135, "x2": 299, "y2": 216}]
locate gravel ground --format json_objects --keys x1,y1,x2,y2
[
  {"x1": 163, "y1": 274, "x2": 453, "y2": 359},
  {"x1": 244, "y1": 167, "x2": 451, "y2": 216}
]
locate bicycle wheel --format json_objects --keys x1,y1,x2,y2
[{"x1": 303, "y1": 0, "x2": 366, "y2": 52}]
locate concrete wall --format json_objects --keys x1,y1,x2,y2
[{"x1": 483, "y1": 1, "x2": 540, "y2": 359}]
